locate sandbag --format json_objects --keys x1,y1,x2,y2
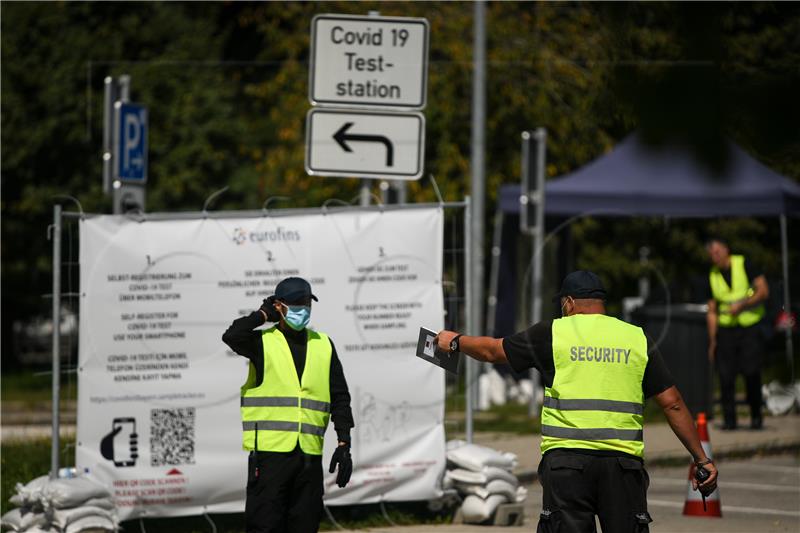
[
  {"x1": 484, "y1": 479, "x2": 517, "y2": 501},
  {"x1": 448, "y1": 466, "x2": 518, "y2": 487},
  {"x1": 447, "y1": 468, "x2": 486, "y2": 485},
  {"x1": 461, "y1": 494, "x2": 508, "y2": 523},
  {"x1": 441, "y1": 471, "x2": 455, "y2": 490},
  {"x1": 64, "y1": 513, "x2": 116, "y2": 533},
  {"x1": 49, "y1": 506, "x2": 116, "y2": 529},
  {"x1": 515, "y1": 485, "x2": 528, "y2": 503},
  {"x1": 458, "y1": 484, "x2": 490, "y2": 499},
  {"x1": 763, "y1": 381, "x2": 797, "y2": 416},
  {"x1": 41, "y1": 477, "x2": 111, "y2": 510},
  {"x1": 446, "y1": 439, "x2": 466, "y2": 451},
  {"x1": 13, "y1": 476, "x2": 49, "y2": 509},
  {"x1": 80, "y1": 497, "x2": 115, "y2": 511},
  {"x1": 0, "y1": 508, "x2": 47, "y2": 531},
  {"x1": 446, "y1": 442, "x2": 517, "y2": 472},
  {"x1": 457, "y1": 478, "x2": 518, "y2": 501}
]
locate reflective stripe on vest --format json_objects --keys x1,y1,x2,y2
[
  {"x1": 542, "y1": 314, "x2": 647, "y2": 457},
  {"x1": 240, "y1": 327, "x2": 332, "y2": 454},
  {"x1": 709, "y1": 255, "x2": 764, "y2": 328}
]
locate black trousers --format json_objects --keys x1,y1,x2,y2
[
  {"x1": 716, "y1": 325, "x2": 763, "y2": 426},
  {"x1": 245, "y1": 446, "x2": 324, "y2": 533},
  {"x1": 537, "y1": 450, "x2": 652, "y2": 533}
]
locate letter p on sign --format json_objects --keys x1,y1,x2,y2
[{"x1": 114, "y1": 103, "x2": 148, "y2": 183}]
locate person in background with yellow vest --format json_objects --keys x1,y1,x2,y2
[
  {"x1": 436, "y1": 271, "x2": 718, "y2": 532},
  {"x1": 705, "y1": 237, "x2": 769, "y2": 431},
  {"x1": 222, "y1": 277, "x2": 354, "y2": 533}
]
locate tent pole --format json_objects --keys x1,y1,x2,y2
[{"x1": 780, "y1": 215, "x2": 794, "y2": 381}]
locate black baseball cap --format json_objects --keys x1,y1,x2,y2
[
  {"x1": 275, "y1": 277, "x2": 318, "y2": 303},
  {"x1": 552, "y1": 270, "x2": 607, "y2": 302}
]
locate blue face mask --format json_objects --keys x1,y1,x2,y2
[{"x1": 281, "y1": 304, "x2": 311, "y2": 331}]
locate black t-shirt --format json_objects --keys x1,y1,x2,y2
[
  {"x1": 705, "y1": 258, "x2": 763, "y2": 301},
  {"x1": 503, "y1": 319, "x2": 674, "y2": 398},
  {"x1": 221, "y1": 312, "x2": 354, "y2": 443}
]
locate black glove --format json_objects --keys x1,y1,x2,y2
[
  {"x1": 259, "y1": 296, "x2": 281, "y2": 323},
  {"x1": 329, "y1": 443, "x2": 352, "y2": 488}
]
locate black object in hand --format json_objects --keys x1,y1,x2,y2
[
  {"x1": 695, "y1": 466, "x2": 710, "y2": 511},
  {"x1": 329, "y1": 443, "x2": 352, "y2": 488},
  {"x1": 260, "y1": 296, "x2": 281, "y2": 322}
]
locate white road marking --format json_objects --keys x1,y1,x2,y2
[
  {"x1": 718, "y1": 462, "x2": 800, "y2": 474},
  {"x1": 648, "y1": 499, "x2": 800, "y2": 518},
  {"x1": 653, "y1": 478, "x2": 800, "y2": 492}
]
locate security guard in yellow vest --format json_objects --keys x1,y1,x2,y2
[
  {"x1": 705, "y1": 237, "x2": 769, "y2": 430},
  {"x1": 436, "y1": 271, "x2": 718, "y2": 532},
  {"x1": 222, "y1": 277, "x2": 354, "y2": 533}
]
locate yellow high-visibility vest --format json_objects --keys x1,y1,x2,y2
[
  {"x1": 709, "y1": 255, "x2": 764, "y2": 328},
  {"x1": 541, "y1": 314, "x2": 648, "y2": 458},
  {"x1": 240, "y1": 327, "x2": 331, "y2": 455}
]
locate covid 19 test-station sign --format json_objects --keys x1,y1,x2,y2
[
  {"x1": 309, "y1": 14, "x2": 429, "y2": 109},
  {"x1": 306, "y1": 14, "x2": 429, "y2": 180}
]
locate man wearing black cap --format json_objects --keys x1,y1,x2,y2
[
  {"x1": 222, "y1": 277, "x2": 354, "y2": 533},
  {"x1": 436, "y1": 271, "x2": 718, "y2": 532}
]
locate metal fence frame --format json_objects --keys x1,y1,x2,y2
[{"x1": 50, "y1": 199, "x2": 479, "y2": 479}]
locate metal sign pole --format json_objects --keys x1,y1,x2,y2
[
  {"x1": 468, "y1": 0, "x2": 487, "y2": 423},
  {"x1": 102, "y1": 77, "x2": 116, "y2": 196},
  {"x1": 521, "y1": 129, "x2": 547, "y2": 416},
  {"x1": 360, "y1": 179, "x2": 371, "y2": 206},
  {"x1": 50, "y1": 205, "x2": 62, "y2": 479},
  {"x1": 528, "y1": 128, "x2": 546, "y2": 417},
  {"x1": 464, "y1": 195, "x2": 474, "y2": 443}
]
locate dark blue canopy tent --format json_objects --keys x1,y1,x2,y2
[
  {"x1": 500, "y1": 134, "x2": 800, "y2": 217},
  {"x1": 492, "y1": 133, "x2": 798, "y2": 359}
]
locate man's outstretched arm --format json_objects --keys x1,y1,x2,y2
[{"x1": 435, "y1": 330, "x2": 508, "y2": 364}]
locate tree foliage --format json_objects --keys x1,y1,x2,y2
[{"x1": 2, "y1": 2, "x2": 797, "y2": 365}]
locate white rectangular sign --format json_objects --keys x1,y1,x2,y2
[
  {"x1": 77, "y1": 209, "x2": 446, "y2": 520},
  {"x1": 306, "y1": 108, "x2": 425, "y2": 180},
  {"x1": 310, "y1": 14, "x2": 429, "y2": 109}
]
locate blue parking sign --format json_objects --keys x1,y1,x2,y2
[{"x1": 114, "y1": 103, "x2": 148, "y2": 183}]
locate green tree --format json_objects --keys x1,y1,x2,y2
[{"x1": 1, "y1": 2, "x2": 252, "y2": 366}]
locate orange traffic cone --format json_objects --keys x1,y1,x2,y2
[{"x1": 682, "y1": 412, "x2": 722, "y2": 517}]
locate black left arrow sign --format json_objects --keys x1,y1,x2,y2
[{"x1": 333, "y1": 122, "x2": 394, "y2": 167}]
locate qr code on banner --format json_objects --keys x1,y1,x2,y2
[{"x1": 150, "y1": 408, "x2": 196, "y2": 467}]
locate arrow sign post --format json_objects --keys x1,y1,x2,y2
[
  {"x1": 305, "y1": 109, "x2": 424, "y2": 180},
  {"x1": 333, "y1": 122, "x2": 394, "y2": 167}
]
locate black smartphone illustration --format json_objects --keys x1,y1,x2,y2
[{"x1": 100, "y1": 416, "x2": 139, "y2": 467}]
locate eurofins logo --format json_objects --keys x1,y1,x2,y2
[
  {"x1": 231, "y1": 226, "x2": 301, "y2": 245},
  {"x1": 232, "y1": 227, "x2": 248, "y2": 246}
]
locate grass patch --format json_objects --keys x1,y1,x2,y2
[
  {"x1": 1, "y1": 370, "x2": 78, "y2": 406},
  {"x1": 1, "y1": 437, "x2": 70, "y2": 516}
]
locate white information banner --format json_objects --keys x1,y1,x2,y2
[{"x1": 77, "y1": 208, "x2": 446, "y2": 520}]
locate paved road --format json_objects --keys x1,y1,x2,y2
[{"x1": 360, "y1": 454, "x2": 799, "y2": 533}]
